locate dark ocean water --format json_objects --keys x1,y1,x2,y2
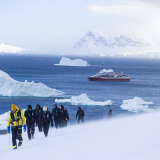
[{"x1": 0, "y1": 54, "x2": 160, "y2": 125}]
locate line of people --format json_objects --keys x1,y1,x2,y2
[{"x1": 7, "y1": 103, "x2": 85, "y2": 149}]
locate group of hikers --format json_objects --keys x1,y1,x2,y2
[{"x1": 7, "y1": 104, "x2": 85, "y2": 149}]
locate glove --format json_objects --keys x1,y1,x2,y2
[
  {"x1": 23, "y1": 125, "x2": 26, "y2": 132},
  {"x1": 7, "y1": 126, "x2": 10, "y2": 134}
]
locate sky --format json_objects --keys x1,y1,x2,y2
[{"x1": 0, "y1": 0, "x2": 160, "y2": 53}]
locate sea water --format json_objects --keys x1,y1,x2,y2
[{"x1": 0, "y1": 54, "x2": 160, "y2": 124}]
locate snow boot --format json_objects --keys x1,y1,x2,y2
[{"x1": 18, "y1": 141, "x2": 22, "y2": 147}]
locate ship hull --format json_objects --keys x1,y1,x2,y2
[{"x1": 87, "y1": 77, "x2": 130, "y2": 81}]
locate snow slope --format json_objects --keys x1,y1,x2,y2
[
  {"x1": 55, "y1": 93, "x2": 112, "y2": 106},
  {"x1": 54, "y1": 57, "x2": 89, "y2": 66},
  {"x1": 1, "y1": 111, "x2": 160, "y2": 160},
  {"x1": 0, "y1": 43, "x2": 26, "y2": 53},
  {"x1": 0, "y1": 70, "x2": 64, "y2": 97}
]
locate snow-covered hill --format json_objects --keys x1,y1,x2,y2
[
  {"x1": 72, "y1": 31, "x2": 160, "y2": 58},
  {"x1": 1, "y1": 111, "x2": 160, "y2": 160},
  {"x1": 74, "y1": 31, "x2": 150, "y2": 49},
  {"x1": 0, "y1": 42, "x2": 26, "y2": 53}
]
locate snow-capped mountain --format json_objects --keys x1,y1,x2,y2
[
  {"x1": 73, "y1": 31, "x2": 150, "y2": 49},
  {"x1": 71, "y1": 31, "x2": 160, "y2": 58},
  {"x1": 0, "y1": 42, "x2": 26, "y2": 53}
]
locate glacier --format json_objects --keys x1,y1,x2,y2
[
  {"x1": 120, "y1": 97, "x2": 154, "y2": 112},
  {"x1": 0, "y1": 42, "x2": 26, "y2": 53},
  {"x1": 0, "y1": 70, "x2": 64, "y2": 97},
  {"x1": 55, "y1": 93, "x2": 112, "y2": 106},
  {"x1": 54, "y1": 57, "x2": 90, "y2": 66}
]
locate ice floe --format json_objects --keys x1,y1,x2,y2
[
  {"x1": 54, "y1": 57, "x2": 90, "y2": 66},
  {"x1": 120, "y1": 97, "x2": 154, "y2": 112},
  {"x1": 0, "y1": 70, "x2": 64, "y2": 97},
  {"x1": 55, "y1": 93, "x2": 112, "y2": 106}
]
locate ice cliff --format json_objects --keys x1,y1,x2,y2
[
  {"x1": 0, "y1": 70, "x2": 64, "y2": 97},
  {"x1": 54, "y1": 57, "x2": 89, "y2": 66}
]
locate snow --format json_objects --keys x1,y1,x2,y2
[
  {"x1": 55, "y1": 93, "x2": 112, "y2": 106},
  {"x1": 0, "y1": 70, "x2": 64, "y2": 97},
  {"x1": 0, "y1": 111, "x2": 9, "y2": 130},
  {"x1": 54, "y1": 57, "x2": 90, "y2": 66},
  {"x1": 0, "y1": 43, "x2": 26, "y2": 53},
  {"x1": 1, "y1": 111, "x2": 160, "y2": 160},
  {"x1": 120, "y1": 97, "x2": 154, "y2": 112}
]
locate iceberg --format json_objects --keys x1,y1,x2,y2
[
  {"x1": 0, "y1": 70, "x2": 64, "y2": 97},
  {"x1": 54, "y1": 57, "x2": 90, "y2": 66},
  {"x1": 120, "y1": 97, "x2": 154, "y2": 112},
  {"x1": 55, "y1": 93, "x2": 112, "y2": 106}
]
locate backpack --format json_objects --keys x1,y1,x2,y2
[{"x1": 10, "y1": 109, "x2": 22, "y2": 123}]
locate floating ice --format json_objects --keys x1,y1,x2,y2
[
  {"x1": 0, "y1": 70, "x2": 64, "y2": 97},
  {"x1": 54, "y1": 57, "x2": 90, "y2": 66},
  {"x1": 120, "y1": 97, "x2": 154, "y2": 112},
  {"x1": 55, "y1": 93, "x2": 112, "y2": 106}
]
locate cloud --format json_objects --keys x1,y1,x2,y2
[
  {"x1": 86, "y1": 0, "x2": 160, "y2": 51},
  {"x1": 86, "y1": 1, "x2": 160, "y2": 23}
]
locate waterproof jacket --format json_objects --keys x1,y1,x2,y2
[
  {"x1": 52, "y1": 107, "x2": 60, "y2": 118},
  {"x1": 35, "y1": 107, "x2": 43, "y2": 123},
  {"x1": 76, "y1": 109, "x2": 84, "y2": 119},
  {"x1": 42, "y1": 111, "x2": 53, "y2": 126},
  {"x1": 24, "y1": 109, "x2": 36, "y2": 124},
  {"x1": 60, "y1": 108, "x2": 69, "y2": 121},
  {"x1": 8, "y1": 107, "x2": 26, "y2": 127}
]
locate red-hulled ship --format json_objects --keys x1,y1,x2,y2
[{"x1": 87, "y1": 69, "x2": 130, "y2": 82}]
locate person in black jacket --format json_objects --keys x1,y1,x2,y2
[
  {"x1": 52, "y1": 104, "x2": 60, "y2": 129},
  {"x1": 107, "y1": 109, "x2": 112, "y2": 119},
  {"x1": 76, "y1": 107, "x2": 84, "y2": 124},
  {"x1": 42, "y1": 106, "x2": 53, "y2": 137},
  {"x1": 35, "y1": 104, "x2": 43, "y2": 132},
  {"x1": 59, "y1": 105, "x2": 69, "y2": 128},
  {"x1": 24, "y1": 105, "x2": 36, "y2": 140}
]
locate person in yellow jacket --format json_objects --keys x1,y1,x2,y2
[{"x1": 7, "y1": 104, "x2": 26, "y2": 149}]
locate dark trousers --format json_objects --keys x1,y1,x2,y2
[
  {"x1": 43, "y1": 122, "x2": 50, "y2": 137},
  {"x1": 11, "y1": 125, "x2": 22, "y2": 147},
  {"x1": 54, "y1": 117, "x2": 59, "y2": 129},
  {"x1": 60, "y1": 120, "x2": 67, "y2": 128},
  {"x1": 78, "y1": 118, "x2": 84, "y2": 124},
  {"x1": 27, "y1": 123, "x2": 35, "y2": 139},
  {"x1": 37, "y1": 122, "x2": 42, "y2": 132}
]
